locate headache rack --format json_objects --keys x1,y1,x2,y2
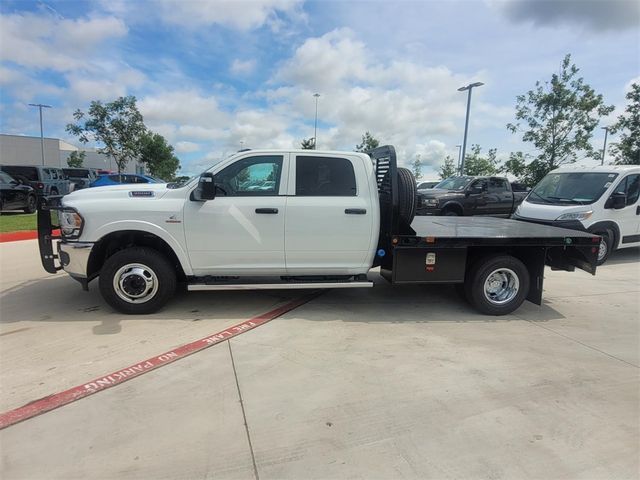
[{"x1": 37, "y1": 196, "x2": 64, "y2": 274}]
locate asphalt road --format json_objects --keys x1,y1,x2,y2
[{"x1": 0, "y1": 240, "x2": 638, "y2": 479}]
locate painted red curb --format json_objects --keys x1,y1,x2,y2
[
  {"x1": 0, "y1": 229, "x2": 60, "y2": 243},
  {"x1": 0, "y1": 291, "x2": 321, "y2": 430}
]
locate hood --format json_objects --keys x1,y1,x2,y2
[
  {"x1": 63, "y1": 183, "x2": 169, "y2": 206},
  {"x1": 516, "y1": 198, "x2": 592, "y2": 221}
]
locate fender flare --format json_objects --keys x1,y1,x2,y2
[
  {"x1": 587, "y1": 221, "x2": 621, "y2": 250},
  {"x1": 92, "y1": 221, "x2": 193, "y2": 275}
]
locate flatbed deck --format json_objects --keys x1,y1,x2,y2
[{"x1": 408, "y1": 216, "x2": 596, "y2": 245}]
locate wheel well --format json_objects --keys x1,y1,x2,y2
[
  {"x1": 441, "y1": 202, "x2": 463, "y2": 215},
  {"x1": 587, "y1": 221, "x2": 620, "y2": 251},
  {"x1": 88, "y1": 230, "x2": 186, "y2": 281}
]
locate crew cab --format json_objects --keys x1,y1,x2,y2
[
  {"x1": 38, "y1": 147, "x2": 600, "y2": 316},
  {"x1": 417, "y1": 176, "x2": 527, "y2": 217},
  {"x1": 513, "y1": 165, "x2": 640, "y2": 265}
]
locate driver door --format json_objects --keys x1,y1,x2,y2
[{"x1": 183, "y1": 154, "x2": 288, "y2": 276}]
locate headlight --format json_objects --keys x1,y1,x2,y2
[
  {"x1": 556, "y1": 211, "x2": 593, "y2": 222},
  {"x1": 423, "y1": 198, "x2": 439, "y2": 207},
  {"x1": 58, "y1": 209, "x2": 84, "y2": 238}
]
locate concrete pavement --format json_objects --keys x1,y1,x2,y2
[{"x1": 0, "y1": 240, "x2": 638, "y2": 479}]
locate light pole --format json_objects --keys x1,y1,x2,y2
[
  {"x1": 601, "y1": 126, "x2": 609, "y2": 166},
  {"x1": 455, "y1": 144, "x2": 462, "y2": 175},
  {"x1": 457, "y1": 82, "x2": 484, "y2": 175},
  {"x1": 29, "y1": 103, "x2": 52, "y2": 166},
  {"x1": 313, "y1": 93, "x2": 320, "y2": 150}
]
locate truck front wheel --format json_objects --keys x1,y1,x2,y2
[
  {"x1": 99, "y1": 247, "x2": 176, "y2": 314},
  {"x1": 464, "y1": 255, "x2": 529, "y2": 316}
]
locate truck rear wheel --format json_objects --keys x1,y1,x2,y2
[
  {"x1": 99, "y1": 247, "x2": 176, "y2": 314},
  {"x1": 397, "y1": 167, "x2": 417, "y2": 225},
  {"x1": 464, "y1": 255, "x2": 529, "y2": 316}
]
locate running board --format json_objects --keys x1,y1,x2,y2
[{"x1": 188, "y1": 281, "x2": 374, "y2": 291}]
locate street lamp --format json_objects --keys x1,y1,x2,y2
[
  {"x1": 455, "y1": 144, "x2": 462, "y2": 175},
  {"x1": 601, "y1": 126, "x2": 609, "y2": 166},
  {"x1": 28, "y1": 103, "x2": 52, "y2": 166},
  {"x1": 457, "y1": 82, "x2": 484, "y2": 175},
  {"x1": 313, "y1": 93, "x2": 320, "y2": 150}
]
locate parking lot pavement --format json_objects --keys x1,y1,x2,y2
[{"x1": 0, "y1": 240, "x2": 638, "y2": 479}]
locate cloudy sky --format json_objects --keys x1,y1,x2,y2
[{"x1": 0, "y1": 0, "x2": 638, "y2": 178}]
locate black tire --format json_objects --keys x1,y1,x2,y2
[
  {"x1": 443, "y1": 209, "x2": 459, "y2": 216},
  {"x1": 99, "y1": 247, "x2": 176, "y2": 314},
  {"x1": 397, "y1": 167, "x2": 417, "y2": 225},
  {"x1": 464, "y1": 255, "x2": 530, "y2": 316},
  {"x1": 50, "y1": 188, "x2": 58, "y2": 196},
  {"x1": 24, "y1": 194, "x2": 37, "y2": 214},
  {"x1": 595, "y1": 229, "x2": 613, "y2": 266}
]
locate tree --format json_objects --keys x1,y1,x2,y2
[
  {"x1": 411, "y1": 156, "x2": 422, "y2": 180},
  {"x1": 139, "y1": 132, "x2": 181, "y2": 181},
  {"x1": 609, "y1": 83, "x2": 640, "y2": 165},
  {"x1": 300, "y1": 137, "x2": 315, "y2": 149},
  {"x1": 438, "y1": 155, "x2": 456, "y2": 179},
  {"x1": 355, "y1": 131, "x2": 380, "y2": 152},
  {"x1": 507, "y1": 54, "x2": 614, "y2": 183},
  {"x1": 66, "y1": 96, "x2": 147, "y2": 174},
  {"x1": 66, "y1": 150, "x2": 86, "y2": 168},
  {"x1": 463, "y1": 144, "x2": 499, "y2": 176}
]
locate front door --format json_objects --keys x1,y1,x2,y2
[
  {"x1": 284, "y1": 154, "x2": 374, "y2": 274},
  {"x1": 612, "y1": 174, "x2": 640, "y2": 247},
  {"x1": 183, "y1": 154, "x2": 288, "y2": 276}
]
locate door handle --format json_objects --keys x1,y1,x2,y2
[
  {"x1": 255, "y1": 208, "x2": 278, "y2": 214},
  {"x1": 345, "y1": 208, "x2": 366, "y2": 215}
]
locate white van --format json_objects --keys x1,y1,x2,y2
[{"x1": 513, "y1": 165, "x2": 640, "y2": 264}]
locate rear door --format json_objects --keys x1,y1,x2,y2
[
  {"x1": 285, "y1": 153, "x2": 374, "y2": 274},
  {"x1": 488, "y1": 177, "x2": 513, "y2": 216}
]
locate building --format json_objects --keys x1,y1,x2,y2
[{"x1": 0, "y1": 134, "x2": 143, "y2": 173}]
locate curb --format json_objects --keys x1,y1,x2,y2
[{"x1": 0, "y1": 230, "x2": 59, "y2": 243}]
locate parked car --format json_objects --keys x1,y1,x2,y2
[
  {"x1": 90, "y1": 173, "x2": 164, "y2": 187},
  {"x1": 0, "y1": 171, "x2": 37, "y2": 213},
  {"x1": 513, "y1": 165, "x2": 640, "y2": 265},
  {"x1": 416, "y1": 176, "x2": 528, "y2": 217},
  {"x1": 63, "y1": 168, "x2": 100, "y2": 191},
  {"x1": 0, "y1": 165, "x2": 71, "y2": 196},
  {"x1": 417, "y1": 181, "x2": 439, "y2": 190}
]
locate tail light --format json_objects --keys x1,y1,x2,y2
[{"x1": 36, "y1": 183, "x2": 44, "y2": 190}]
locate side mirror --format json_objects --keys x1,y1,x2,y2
[
  {"x1": 608, "y1": 192, "x2": 626, "y2": 210},
  {"x1": 193, "y1": 172, "x2": 216, "y2": 201}
]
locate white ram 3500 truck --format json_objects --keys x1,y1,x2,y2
[{"x1": 38, "y1": 146, "x2": 600, "y2": 316}]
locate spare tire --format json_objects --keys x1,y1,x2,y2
[{"x1": 397, "y1": 167, "x2": 417, "y2": 225}]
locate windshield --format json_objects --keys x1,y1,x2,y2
[
  {"x1": 435, "y1": 176, "x2": 475, "y2": 190},
  {"x1": 63, "y1": 168, "x2": 90, "y2": 178},
  {"x1": 529, "y1": 172, "x2": 618, "y2": 205}
]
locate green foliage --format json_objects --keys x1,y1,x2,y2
[
  {"x1": 66, "y1": 150, "x2": 86, "y2": 168},
  {"x1": 355, "y1": 131, "x2": 380, "y2": 152},
  {"x1": 463, "y1": 145, "x2": 499, "y2": 176},
  {"x1": 609, "y1": 83, "x2": 640, "y2": 165},
  {"x1": 507, "y1": 54, "x2": 614, "y2": 177},
  {"x1": 411, "y1": 156, "x2": 422, "y2": 180},
  {"x1": 438, "y1": 155, "x2": 456, "y2": 179},
  {"x1": 500, "y1": 151, "x2": 546, "y2": 187},
  {"x1": 300, "y1": 137, "x2": 315, "y2": 149},
  {"x1": 66, "y1": 96, "x2": 147, "y2": 174},
  {"x1": 139, "y1": 132, "x2": 181, "y2": 181}
]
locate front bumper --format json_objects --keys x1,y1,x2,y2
[{"x1": 58, "y1": 241, "x2": 93, "y2": 277}]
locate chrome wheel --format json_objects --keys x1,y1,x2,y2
[
  {"x1": 483, "y1": 268, "x2": 520, "y2": 305},
  {"x1": 598, "y1": 239, "x2": 608, "y2": 261},
  {"x1": 113, "y1": 263, "x2": 159, "y2": 304}
]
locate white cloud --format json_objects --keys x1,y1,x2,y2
[
  {"x1": 230, "y1": 59, "x2": 257, "y2": 75},
  {"x1": 175, "y1": 141, "x2": 201, "y2": 153},
  {"x1": 0, "y1": 13, "x2": 127, "y2": 71},
  {"x1": 158, "y1": 0, "x2": 302, "y2": 30}
]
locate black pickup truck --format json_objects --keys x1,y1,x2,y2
[{"x1": 417, "y1": 176, "x2": 528, "y2": 217}]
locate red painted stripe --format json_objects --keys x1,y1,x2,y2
[
  {"x1": 0, "y1": 229, "x2": 60, "y2": 243},
  {"x1": 0, "y1": 291, "x2": 320, "y2": 430}
]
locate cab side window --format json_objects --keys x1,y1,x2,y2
[
  {"x1": 216, "y1": 155, "x2": 283, "y2": 196},
  {"x1": 296, "y1": 156, "x2": 356, "y2": 196},
  {"x1": 470, "y1": 179, "x2": 488, "y2": 192},
  {"x1": 489, "y1": 178, "x2": 508, "y2": 193},
  {"x1": 621, "y1": 174, "x2": 640, "y2": 205}
]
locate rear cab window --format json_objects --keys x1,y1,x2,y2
[
  {"x1": 295, "y1": 156, "x2": 357, "y2": 196},
  {"x1": 1, "y1": 166, "x2": 39, "y2": 181}
]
